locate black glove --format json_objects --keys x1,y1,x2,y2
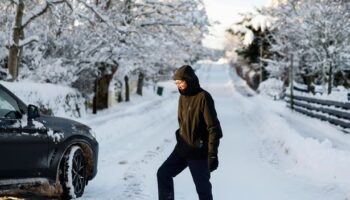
[{"x1": 208, "y1": 156, "x2": 219, "y2": 172}]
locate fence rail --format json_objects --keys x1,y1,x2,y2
[{"x1": 285, "y1": 94, "x2": 350, "y2": 130}]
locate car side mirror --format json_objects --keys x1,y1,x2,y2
[{"x1": 28, "y1": 104, "x2": 40, "y2": 119}]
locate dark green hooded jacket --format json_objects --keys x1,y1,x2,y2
[{"x1": 173, "y1": 65, "x2": 223, "y2": 160}]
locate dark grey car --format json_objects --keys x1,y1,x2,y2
[{"x1": 0, "y1": 84, "x2": 98, "y2": 199}]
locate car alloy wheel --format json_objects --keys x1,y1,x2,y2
[{"x1": 61, "y1": 146, "x2": 87, "y2": 199}]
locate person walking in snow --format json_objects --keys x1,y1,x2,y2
[{"x1": 157, "y1": 65, "x2": 223, "y2": 200}]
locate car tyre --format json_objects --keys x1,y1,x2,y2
[{"x1": 60, "y1": 146, "x2": 87, "y2": 199}]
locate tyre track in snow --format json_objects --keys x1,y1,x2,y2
[
  {"x1": 116, "y1": 138, "x2": 173, "y2": 200},
  {"x1": 113, "y1": 99, "x2": 178, "y2": 200}
]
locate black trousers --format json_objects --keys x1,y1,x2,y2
[{"x1": 157, "y1": 150, "x2": 213, "y2": 200}]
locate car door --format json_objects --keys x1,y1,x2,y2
[{"x1": 0, "y1": 87, "x2": 49, "y2": 179}]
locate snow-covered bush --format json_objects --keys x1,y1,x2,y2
[
  {"x1": 1, "y1": 81, "x2": 86, "y2": 118},
  {"x1": 258, "y1": 78, "x2": 284, "y2": 100}
]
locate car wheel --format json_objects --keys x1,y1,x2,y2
[{"x1": 60, "y1": 146, "x2": 87, "y2": 199}]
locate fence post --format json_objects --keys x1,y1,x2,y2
[
  {"x1": 289, "y1": 54, "x2": 294, "y2": 110},
  {"x1": 93, "y1": 78, "x2": 98, "y2": 114},
  {"x1": 259, "y1": 42, "x2": 263, "y2": 85}
]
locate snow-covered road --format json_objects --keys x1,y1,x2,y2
[{"x1": 80, "y1": 61, "x2": 350, "y2": 200}]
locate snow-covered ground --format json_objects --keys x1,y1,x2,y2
[{"x1": 74, "y1": 60, "x2": 350, "y2": 200}]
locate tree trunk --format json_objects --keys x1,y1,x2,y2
[
  {"x1": 136, "y1": 72, "x2": 144, "y2": 96},
  {"x1": 117, "y1": 92, "x2": 122, "y2": 102},
  {"x1": 8, "y1": 0, "x2": 24, "y2": 81},
  {"x1": 96, "y1": 74, "x2": 112, "y2": 109},
  {"x1": 93, "y1": 63, "x2": 118, "y2": 112},
  {"x1": 124, "y1": 75, "x2": 130, "y2": 102},
  {"x1": 328, "y1": 62, "x2": 333, "y2": 95}
]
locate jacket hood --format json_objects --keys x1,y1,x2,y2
[{"x1": 173, "y1": 65, "x2": 201, "y2": 96}]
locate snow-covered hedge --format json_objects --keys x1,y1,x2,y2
[
  {"x1": 258, "y1": 78, "x2": 285, "y2": 100},
  {"x1": 0, "y1": 81, "x2": 86, "y2": 118}
]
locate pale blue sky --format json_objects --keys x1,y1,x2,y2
[{"x1": 202, "y1": 0, "x2": 269, "y2": 49}]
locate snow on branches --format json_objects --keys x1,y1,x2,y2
[
  {"x1": 0, "y1": 0, "x2": 210, "y2": 94},
  {"x1": 225, "y1": 0, "x2": 350, "y2": 93}
]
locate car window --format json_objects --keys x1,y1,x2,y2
[{"x1": 0, "y1": 88, "x2": 21, "y2": 118}]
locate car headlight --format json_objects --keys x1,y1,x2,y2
[{"x1": 89, "y1": 129, "x2": 97, "y2": 139}]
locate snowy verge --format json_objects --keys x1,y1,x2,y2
[
  {"x1": 254, "y1": 98, "x2": 350, "y2": 193},
  {"x1": 228, "y1": 64, "x2": 350, "y2": 198},
  {"x1": 245, "y1": 93, "x2": 350, "y2": 198}
]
